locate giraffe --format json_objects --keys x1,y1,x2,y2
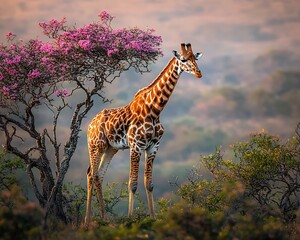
[{"x1": 85, "y1": 43, "x2": 202, "y2": 225}]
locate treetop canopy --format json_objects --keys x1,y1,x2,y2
[{"x1": 0, "y1": 11, "x2": 163, "y2": 101}]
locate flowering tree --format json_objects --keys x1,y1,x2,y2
[{"x1": 0, "y1": 11, "x2": 162, "y2": 223}]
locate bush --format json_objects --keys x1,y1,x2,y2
[
  {"x1": 1, "y1": 128, "x2": 300, "y2": 239},
  {"x1": 177, "y1": 127, "x2": 300, "y2": 239},
  {"x1": 0, "y1": 186, "x2": 43, "y2": 240},
  {"x1": 154, "y1": 202, "x2": 289, "y2": 240}
]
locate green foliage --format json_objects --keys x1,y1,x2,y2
[
  {"x1": 92, "y1": 182, "x2": 129, "y2": 224},
  {"x1": 154, "y1": 203, "x2": 222, "y2": 240},
  {"x1": 103, "y1": 182, "x2": 128, "y2": 217},
  {"x1": 232, "y1": 131, "x2": 300, "y2": 222},
  {"x1": 178, "y1": 147, "x2": 239, "y2": 211},
  {"x1": 63, "y1": 182, "x2": 87, "y2": 226},
  {"x1": 62, "y1": 181, "x2": 129, "y2": 226},
  {"x1": 0, "y1": 148, "x2": 25, "y2": 191},
  {"x1": 154, "y1": 202, "x2": 289, "y2": 240},
  {"x1": 177, "y1": 129, "x2": 300, "y2": 238},
  {"x1": 155, "y1": 197, "x2": 172, "y2": 217},
  {"x1": 0, "y1": 186, "x2": 43, "y2": 240},
  {"x1": 1, "y1": 130, "x2": 300, "y2": 239},
  {"x1": 46, "y1": 216, "x2": 156, "y2": 240}
]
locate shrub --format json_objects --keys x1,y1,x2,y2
[
  {"x1": 177, "y1": 126, "x2": 300, "y2": 238},
  {"x1": 0, "y1": 186, "x2": 43, "y2": 240}
]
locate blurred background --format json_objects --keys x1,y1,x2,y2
[{"x1": 1, "y1": 0, "x2": 300, "y2": 202}]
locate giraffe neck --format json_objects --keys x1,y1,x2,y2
[{"x1": 143, "y1": 57, "x2": 182, "y2": 118}]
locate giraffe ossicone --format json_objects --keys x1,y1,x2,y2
[{"x1": 85, "y1": 43, "x2": 202, "y2": 225}]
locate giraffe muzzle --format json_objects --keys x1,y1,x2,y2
[{"x1": 194, "y1": 70, "x2": 202, "y2": 78}]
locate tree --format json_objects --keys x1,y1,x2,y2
[
  {"x1": 0, "y1": 11, "x2": 162, "y2": 223},
  {"x1": 178, "y1": 123, "x2": 300, "y2": 223}
]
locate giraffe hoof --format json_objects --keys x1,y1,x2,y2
[
  {"x1": 130, "y1": 183, "x2": 138, "y2": 194},
  {"x1": 132, "y1": 186, "x2": 137, "y2": 193},
  {"x1": 148, "y1": 183, "x2": 154, "y2": 192}
]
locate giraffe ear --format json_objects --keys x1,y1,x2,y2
[
  {"x1": 172, "y1": 50, "x2": 180, "y2": 59},
  {"x1": 195, "y1": 52, "x2": 203, "y2": 60}
]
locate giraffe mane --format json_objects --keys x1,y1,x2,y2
[{"x1": 133, "y1": 57, "x2": 177, "y2": 98}]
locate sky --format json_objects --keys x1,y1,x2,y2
[
  {"x1": 2, "y1": 0, "x2": 299, "y2": 105},
  {"x1": 1, "y1": 0, "x2": 300, "y2": 60},
  {"x1": 1, "y1": 0, "x2": 300, "y2": 193}
]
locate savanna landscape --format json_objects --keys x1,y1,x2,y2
[{"x1": 0, "y1": 0, "x2": 300, "y2": 239}]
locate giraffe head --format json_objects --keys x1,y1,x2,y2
[{"x1": 173, "y1": 43, "x2": 202, "y2": 78}]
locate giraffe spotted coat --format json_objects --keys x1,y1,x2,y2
[{"x1": 85, "y1": 43, "x2": 202, "y2": 225}]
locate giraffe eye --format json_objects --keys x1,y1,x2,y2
[{"x1": 181, "y1": 59, "x2": 187, "y2": 63}]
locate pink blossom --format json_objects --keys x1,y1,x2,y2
[
  {"x1": 13, "y1": 55, "x2": 21, "y2": 63},
  {"x1": 12, "y1": 83, "x2": 18, "y2": 89},
  {"x1": 60, "y1": 64, "x2": 69, "y2": 72},
  {"x1": 10, "y1": 94, "x2": 17, "y2": 100},
  {"x1": 58, "y1": 41, "x2": 72, "y2": 53},
  {"x1": 39, "y1": 22, "x2": 47, "y2": 29},
  {"x1": 41, "y1": 57, "x2": 50, "y2": 64},
  {"x1": 6, "y1": 32, "x2": 13, "y2": 38},
  {"x1": 39, "y1": 17, "x2": 66, "y2": 37},
  {"x1": 0, "y1": 12, "x2": 162, "y2": 101},
  {"x1": 8, "y1": 69, "x2": 17, "y2": 76},
  {"x1": 2, "y1": 86, "x2": 10, "y2": 95},
  {"x1": 50, "y1": 19, "x2": 60, "y2": 26},
  {"x1": 78, "y1": 40, "x2": 91, "y2": 50},
  {"x1": 28, "y1": 69, "x2": 42, "y2": 79},
  {"x1": 54, "y1": 88, "x2": 70, "y2": 97},
  {"x1": 98, "y1": 11, "x2": 114, "y2": 22},
  {"x1": 20, "y1": 50, "x2": 29, "y2": 58},
  {"x1": 40, "y1": 43, "x2": 53, "y2": 53},
  {"x1": 5, "y1": 32, "x2": 15, "y2": 40},
  {"x1": 4, "y1": 55, "x2": 21, "y2": 65},
  {"x1": 9, "y1": 43, "x2": 17, "y2": 50},
  {"x1": 107, "y1": 49, "x2": 119, "y2": 57}
]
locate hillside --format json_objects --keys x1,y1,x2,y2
[
  {"x1": 66, "y1": 49, "x2": 300, "y2": 201},
  {"x1": 1, "y1": 0, "x2": 300, "y2": 209}
]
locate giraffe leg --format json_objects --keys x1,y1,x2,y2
[
  {"x1": 144, "y1": 148, "x2": 158, "y2": 219},
  {"x1": 85, "y1": 165, "x2": 93, "y2": 225},
  {"x1": 85, "y1": 143, "x2": 105, "y2": 226},
  {"x1": 95, "y1": 146, "x2": 118, "y2": 220},
  {"x1": 128, "y1": 149, "x2": 141, "y2": 217}
]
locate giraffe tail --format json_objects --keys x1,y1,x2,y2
[
  {"x1": 87, "y1": 165, "x2": 91, "y2": 175},
  {"x1": 85, "y1": 165, "x2": 92, "y2": 225}
]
